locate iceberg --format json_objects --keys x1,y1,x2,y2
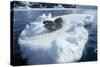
[
  {"x1": 18, "y1": 13, "x2": 94, "y2": 64},
  {"x1": 53, "y1": 4, "x2": 64, "y2": 8}
]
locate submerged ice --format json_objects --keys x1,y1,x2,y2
[{"x1": 18, "y1": 13, "x2": 94, "y2": 64}]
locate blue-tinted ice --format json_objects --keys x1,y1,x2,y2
[{"x1": 18, "y1": 12, "x2": 95, "y2": 64}]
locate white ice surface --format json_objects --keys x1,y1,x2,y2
[{"x1": 18, "y1": 13, "x2": 94, "y2": 64}]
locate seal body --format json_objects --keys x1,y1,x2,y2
[{"x1": 43, "y1": 17, "x2": 64, "y2": 31}]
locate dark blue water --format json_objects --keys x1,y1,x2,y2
[{"x1": 12, "y1": 10, "x2": 97, "y2": 65}]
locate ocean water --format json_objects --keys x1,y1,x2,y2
[{"x1": 12, "y1": 9, "x2": 97, "y2": 65}]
